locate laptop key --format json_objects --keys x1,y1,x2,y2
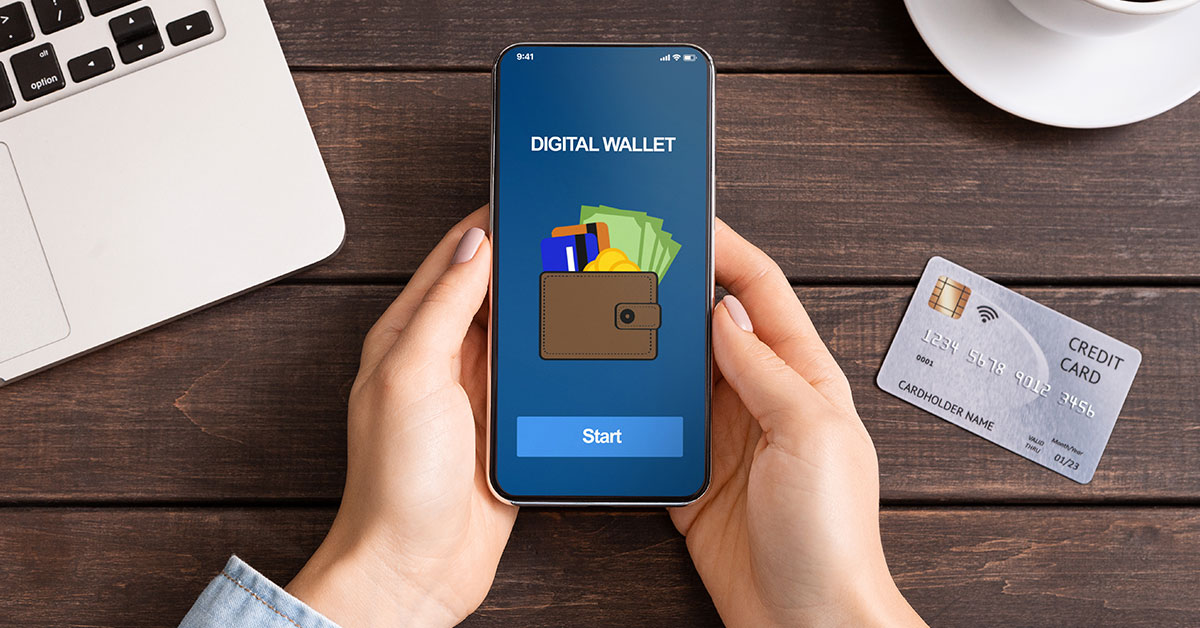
[
  {"x1": 0, "y1": 65, "x2": 15, "y2": 111},
  {"x1": 31, "y1": 0, "x2": 84, "y2": 35},
  {"x1": 109, "y1": 6, "x2": 155, "y2": 44},
  {"x1": 116, "y1": 31, "x2": 162, "y2": 64},
  {"x1": 167, "y1": 11, "x2": 213, "y2": 46},
  {"x1": 11, "y1": 43, "x2": 65, "y2": 101},
  {"x1": 68, "y1": 47, "x2": 114, "y2": 82},
  {"x1": 85, "y1": 0, "x2": 134, "y2": 17},
  {"x1": 0, "y1": 2, "x2": 34, "y2": 53}
]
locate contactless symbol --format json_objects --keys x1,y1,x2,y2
[
  {"x1": 928, "y1": 275, "x2": 971, "y2": 319},
  {"x1": 977, "y1": 304, "x2": 999, "y2": 324}
]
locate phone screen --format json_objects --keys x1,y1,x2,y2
[{"x1": 491, "y1": 44, "x2": 712, "y2": 502}]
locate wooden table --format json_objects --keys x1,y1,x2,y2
[{"x1": 2, "y1": 2, "x2": 1198, "y2": 625}]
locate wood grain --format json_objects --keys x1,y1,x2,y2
[
  {"x1": 265, "y1": 0, "x2": 938, "y2": 72},
  {"x1": 0, "y1": 507, "x2": 1195, "y2": 626},
  {"x1": 293, "y1": 73, "x2": 1200, "y2": 282},
  {"x1": 3, "y1": 2, "x2": 1193, "y2": 624},
  {"x1": 1, "y1": 285, "x2": 1194, "y2": 501}
]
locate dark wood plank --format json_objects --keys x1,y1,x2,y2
[
  {"x1": 1, "y1": 285, "x2": 1194, "y2": 501},
  {"x1": 267, "y1": 0, "x2": 938, "y2": 72},
  {"x1": 295, "y1": 73, "x2": 1200, "y2": 282},
  {"x1": 0, "y1": 507, "x2": 1196, "y2": 626}
]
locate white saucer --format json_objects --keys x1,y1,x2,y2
[{"x1": 905, "y1": 0, "x2": 1200, "y2": 128}]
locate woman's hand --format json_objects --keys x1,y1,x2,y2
[
  {"x1": 286, "y1": 207, "x2": 517, "y2": 627},
  {"x1": 670, "y1": 220, "x2": 925, "y2": 628}
]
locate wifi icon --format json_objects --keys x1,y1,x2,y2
[
  {"x1": 977, "y1": 305, "x2": 999, "y2": 324},
  {"x1": 672, "y1": 54, "x2": 681, "y2": 61}
]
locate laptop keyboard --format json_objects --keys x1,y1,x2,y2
[{"x1": 0, "y1": 0, "x2": 222, "y2": 122}]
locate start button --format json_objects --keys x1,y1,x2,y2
[{"x1": 516, "y1": 416, "x2": 684, "y2": 458}]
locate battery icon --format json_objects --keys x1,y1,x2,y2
[{"x1": 682, "y1": 53, "x2": 697, "y2": 62}]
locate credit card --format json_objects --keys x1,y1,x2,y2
[
  {"x1": 540, "y1": 233, "x2": 599, "y2": 272},
  {"x1": 877, "y1": 257, "x2": 1141, "y2": 483},
  {"x1": 551, "y1": 222, "x2": 611, "y2": 250}
]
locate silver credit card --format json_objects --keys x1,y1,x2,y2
[{"x1": 877, "y1": 257, "x2": 1141, "y2": 483}]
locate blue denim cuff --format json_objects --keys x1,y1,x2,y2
[{"x1": 179, "y1": 555, "x2": 342, "y2": 628}]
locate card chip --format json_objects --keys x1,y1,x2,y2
[{"x1": 928, "y1": 276, "x2": 971, "y2": 319}]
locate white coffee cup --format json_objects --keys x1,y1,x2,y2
[{"x1": 1008, "y1": 0, "x2": 1200, "y2": 37}]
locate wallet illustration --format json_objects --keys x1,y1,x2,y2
[
  {"x1": 538, "y1": 204, "x2": 679, "y2": 360},
  {"x1": 540, "y1": 272, "x2": 660, "y2": 360}
]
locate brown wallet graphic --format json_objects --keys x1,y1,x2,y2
[{"x1": 540, "y1": 272, "x2": 661, "y2": 360}]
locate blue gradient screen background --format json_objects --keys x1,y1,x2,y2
[{"x1": 492, "y1": 45, "x2": 711, "y2": 499}]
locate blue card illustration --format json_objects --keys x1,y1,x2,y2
[{"x1": 541, "y1": 232, "x2": 599, "y2": 272}]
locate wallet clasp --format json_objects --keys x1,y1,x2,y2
[{"x1": 615, "y1": 302, "x2": 661, "y2": 330}]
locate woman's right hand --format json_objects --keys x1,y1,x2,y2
[{"x1": 669, "y1": 220, "x2": 926, "y2": 628}]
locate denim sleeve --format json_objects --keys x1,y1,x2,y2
[{"x1": 179, "y1": 555, "x2": 342, "y2": 628}]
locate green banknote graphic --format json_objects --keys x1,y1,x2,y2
[{"x1": 579, "y1": 204, "x2": 681, "y2": 281}]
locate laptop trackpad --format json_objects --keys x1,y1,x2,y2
[{"x1": 0, "y1": 143, "x2": 69, "y2": 364}]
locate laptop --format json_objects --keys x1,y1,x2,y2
[{"x1": 0, "y1": 0, "x2": 344, "y2": 386}]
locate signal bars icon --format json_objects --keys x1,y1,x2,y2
[{"x1": 659, "y1": 53, "x2": 671, "y2": 62}]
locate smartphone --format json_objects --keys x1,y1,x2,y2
[{"x1": 489, "y1": 43, "x2": 714, "y2": 505}]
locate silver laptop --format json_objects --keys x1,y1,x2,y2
[{"x1": 0, "y1": 0, "x2": 344, "y2": 386}]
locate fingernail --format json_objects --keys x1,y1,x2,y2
[
  {"x1": 452, "y1": 227, "x2": 486, "y2": 264},
  {"x1": 722, "y1": 295, "x2": 753, "y2": 333}
]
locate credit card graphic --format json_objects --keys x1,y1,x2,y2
[
  {"x1": 551, "y1": 222, "x2": 611, "y2": 250},
  {"x1": 877, "y1": 257, "x2": 1141, "y2": 483},
  {"x1": 541, "y1": 232, "x2": 599, "y2": 272}
]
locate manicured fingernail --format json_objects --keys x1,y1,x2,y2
[
  {"x1": 452, "y1": 227, "x2": 486, "y2": 264},
  {"x1": 722, "y1": 295, "x2": 753, "y2": 333}
]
